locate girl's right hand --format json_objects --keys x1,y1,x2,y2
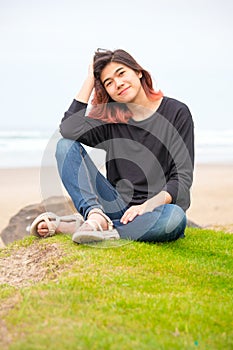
[
  {"x1": 74, "y1": 59, "x2": 95, "y2": 103},
  {"x1": 87, "y1": 59, "x2": 94, "y2": 81}
]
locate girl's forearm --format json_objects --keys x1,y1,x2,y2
[
  {"x1": 145, "y1": 191, "x2": 172, "y2": 211},
  {"x1": 75, "y1": 76, "x2": 94, "y2": 104}
]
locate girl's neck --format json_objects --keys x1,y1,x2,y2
[{"x1": 127, "y1": 97, "x2": 163, "y2": 122}]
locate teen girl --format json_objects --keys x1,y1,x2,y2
[{"x1": 31, "y1": 49, "x2": 194, "y2": 244}]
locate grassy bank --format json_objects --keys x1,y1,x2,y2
[{"x1": 0, "y1": 228, "x2": 232, "y2": 350}]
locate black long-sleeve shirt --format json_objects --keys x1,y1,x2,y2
[{"x1": 60, "y1": 97, "x2": 194, "y2": 211}]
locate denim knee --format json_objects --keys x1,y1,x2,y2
[
  {"x1": 55, "y1": 138, "x2": 79, "y2": 161},
  {"x1": 165, "y1": 205, "x2": 186, "y2": 234},
  {"x1": 136, "y1": 204, "x2": 187, "y2": 243},
  {"x1": 55, "y1": 138, "x2": 84, "y2": 176}
]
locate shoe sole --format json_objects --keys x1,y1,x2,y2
[{"x1": 72, "y1": 230, "x2": 120, "y2": 244}]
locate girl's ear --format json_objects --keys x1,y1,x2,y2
[{"x1": 138, "y1": 71, "x2": 142, "y2": 79}]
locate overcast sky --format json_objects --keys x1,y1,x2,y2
[{"x1": 1, "y1": 0, "x2": 232, "y2": 131}]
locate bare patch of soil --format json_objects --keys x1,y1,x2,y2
[
  {"x1": 0, "y1": 242, "x2": 68, "y2": 349},
  {"x1": 0, "y1": 242, "x2": 67, "y2": 288}
]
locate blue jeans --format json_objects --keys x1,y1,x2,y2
[{"x1": 55, "y1": 138, "x2": 187, "y2": 243}]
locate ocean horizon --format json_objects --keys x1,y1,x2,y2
[{"x1": 0, "y1": 128, "x2": 233, "y2": 168}]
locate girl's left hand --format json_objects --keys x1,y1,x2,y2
[
  {"x1": 120, "y1": 191, "x2": 172, "y2": 224},
  {"x1": 120, "y1": 202, "x2": 149, "y2": 224}
]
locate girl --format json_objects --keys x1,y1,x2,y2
[{"x1": 31, "y1": 49, "x2": 194, "y2": 244}]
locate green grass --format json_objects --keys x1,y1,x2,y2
[{"x1": 0, "y1": 228, "x2": 232, "y2": 350}]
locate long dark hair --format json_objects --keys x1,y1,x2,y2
[{"x1": 88, "y1": 49, "x2": 163, "y2": 123}]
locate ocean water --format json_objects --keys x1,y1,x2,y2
[
  {"x1": 195, "y1": 129, "x2": 233, "y2": 164},
  {"x1": 0, "y1": 130, "x2": 52, "y2": 168},
  {"x1": 0, "y1": 129, "x2": 233, "y2": 168}
]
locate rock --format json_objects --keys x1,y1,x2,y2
[
  {"x1": 0, "y1": 196, "x2": 202, "y2": 246},
  {"x1": 186, "y1": 219, "x2": 202, "y2": 228},
  {"x1": 0, "y1": 196, "x2": 76, "y2": 246}
]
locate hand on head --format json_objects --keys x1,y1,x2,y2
[{"x1": 88, "y1": 58, "x2": 94, "y2": 80}]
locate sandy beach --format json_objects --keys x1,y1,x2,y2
[
  {"x1": 0, "y1": 168, "x2": 42, "y2": 234},
  {"x1": 187, "y1": 164, "x2": 233, "y2": 229},
  {"x1": 0, "y1": 164, "x2": 233, "y2": 247}
]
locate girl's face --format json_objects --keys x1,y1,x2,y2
[{"x1": 100, "y1": 62, "x2": 144, "y2": 104}]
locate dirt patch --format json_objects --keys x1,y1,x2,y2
[
  {"x1": 0, "y1": 242, "x2": 68, "y2": 349},
  {"x1": 0, "y1": 242, "x2": 67, "y2": 288}
]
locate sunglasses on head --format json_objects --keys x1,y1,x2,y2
[{"x1": 96, "y1": 48, "x2": 111, "y2": 53}]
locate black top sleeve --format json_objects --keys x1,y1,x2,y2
[
  {"x1": 61, "y1": 100, "x2": 87, "y2": 122},
  {"x1": 59, "y1": 99, "x2": 108, "y2": 148},
  {"x1": 164, "y1": 104, "x2": 194, "y2": 210}
]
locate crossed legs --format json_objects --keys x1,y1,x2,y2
[{"x1": 37, "y1": 138, "x2": 186, "y2": 242}]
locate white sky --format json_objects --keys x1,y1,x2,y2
[{"x1": 0, "y1": 0, "x2": 233, "y2": 131}]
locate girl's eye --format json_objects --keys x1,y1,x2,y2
[
  {"x1": 119, "y1": 71, "x2": 125, "y2": 76},
  {"x1": 106, "y1": 81, "x2": 112, "y2": 87}
]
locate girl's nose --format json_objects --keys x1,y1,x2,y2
[{"x1": 115, "y1": 78, "x2": 124, "y2": 88}]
